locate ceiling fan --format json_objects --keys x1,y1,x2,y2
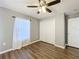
[{"x1": 27, "y1": 0, "x2": 61, "y2": 14}]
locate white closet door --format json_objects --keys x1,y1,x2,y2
[{"x1": 68, "y1": 17, "x2": 79, "y2": 48}]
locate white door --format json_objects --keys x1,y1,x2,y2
[
  {"x1": 68, "y1": 17, "x2": 79, "y2": 48},
  {"x1": 13, "y1": 17, "x2": 30, "y2": 49}
]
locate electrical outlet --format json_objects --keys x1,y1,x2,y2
[{"x1": 3, "y1": 42, "x2": 6, "y2": 46}]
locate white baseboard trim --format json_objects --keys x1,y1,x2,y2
[
  {"x1": 40, "y1": 40, "x2": 55, "y2": 45},
  {"x1": 0, "y1": 40, "x2": 41, "y2": 54},
  {"x1": 40, "y1": 40, "x2": 65, "y2": 49},
  {"x1": 22, "y1": 40, "x2": 41, "y2": 47},
  {"x1": 0, "y1": 49, "x2": 13, "y2": 54},
  {"x1": 54, "y1": 44, "x2": 65, "y2": 49},
  {"x1": 0, "y1": 40, "x2": 65, "y2": 54}
]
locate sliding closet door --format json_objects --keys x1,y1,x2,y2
[
  {"x1": 68, "y1": 17, "x2": 79, "y2": 48},
  {"x1": 13, "y1": 17, "x2": 30, "y2": 49}
]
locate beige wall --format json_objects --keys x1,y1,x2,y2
[
  {"x1": 55, "y1": 13, "x2": 65, "y2": 48},
  {"x1": 30, "y1": 18, "x2": 40, "y2": 42},
  {"x1": 0, "y1": 7, "x2": 39, "y2": 52},
  {"x1": 40, "y1": 13, "x2": 65, "y2": 48},
  {"x1": 40, "y1": 17, "x2": 55, "y2": 44}
]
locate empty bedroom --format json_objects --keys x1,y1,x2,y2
[{"x1": 0, "y1": 0, "x2": 79, "y2": 59}]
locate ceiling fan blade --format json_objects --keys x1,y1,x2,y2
[
  {"x1": 46, "y1": 8, "x2": 52, "y2": 13},
  {"x1": 27, "y1": 6, "x2": 38, "y2": 8},
  {"x1": 47, "y1": 0, "x2": 60, "y2": 6},
  {"x1": 38, "y1": 0, "x2": 40, "y2": 2}
]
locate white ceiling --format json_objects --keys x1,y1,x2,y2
[{"x1": 0, "y1": 0, "x2": 79, "y2": 19}]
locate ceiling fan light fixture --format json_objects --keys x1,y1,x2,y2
[
  {"x1": 27, "y1": 0, "x2": 61, "y2": 14},
  {"x1": 39, "y1": 8, "x2": 42, "y2": 12},
  {"x1": 42, "y1": 6, "x2": 46, "y2": 13}
]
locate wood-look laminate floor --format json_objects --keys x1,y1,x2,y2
[{"x1": 0, "y1": 41, "x2": 79, "y2": 59}]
